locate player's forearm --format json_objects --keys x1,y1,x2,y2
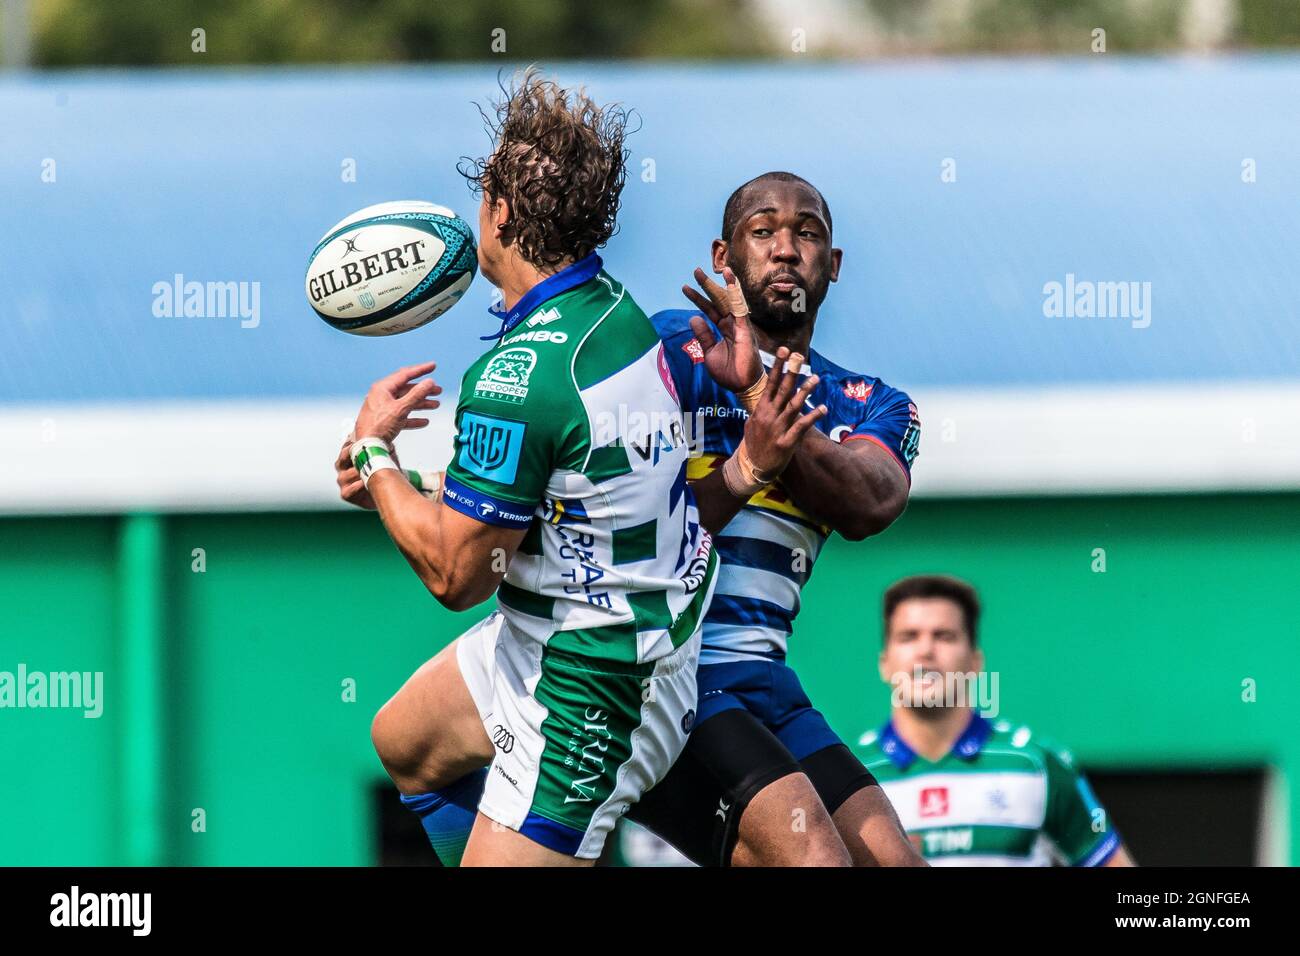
[
  {"x1": 777, "y1": 431, "x2": 908, "y2": 540},
  {"x1": 689, "y1": 469, "x2": 750, "y2": 536},
  {"x1": 368, "y1": 471, "x2": 486, "y2": 611}
]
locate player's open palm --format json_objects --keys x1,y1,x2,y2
[
  {"x1": 683, "y1": 267, "x2": 763, "y2": 393},
  {"x1": 744, "y1": 347, "x2": 826, "y2": 479}
]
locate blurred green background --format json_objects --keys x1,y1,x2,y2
[{"x1": 2, "y1": 494, "x2": 1296, "y2": 864}]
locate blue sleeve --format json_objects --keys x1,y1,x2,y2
[
  {"x1": 844, "y1": 384, "x2": 920, "y2": 479},
  {"x1": 649, "y1": 309, "x2": 707, "y2": 414}
]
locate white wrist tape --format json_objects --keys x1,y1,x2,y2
[
  {"x1": 350, "y1": 436, "x2": 399, "y2": 488},
  {"x1": 404, "y1": 468, "x2": 445, "y2": 500}
]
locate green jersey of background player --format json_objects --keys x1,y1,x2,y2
[
  {"x1": 855, "y1": 574, "x2": 1136, "y2": 866},
  {"x1": 335, "y1": 70, "x2": 826, "y2": 866}
]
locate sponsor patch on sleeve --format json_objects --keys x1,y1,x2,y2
[
  {"x1": 682, "y1": 338, "x2": 705, "y2": 364},
  {"x1": 457, "y1": 412, "x2": 525, "y2": 484},
  {"x1": 442, "y1": 476, "x2": 535, "y2": 528}
]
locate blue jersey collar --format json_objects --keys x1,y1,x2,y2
[
  {"x1": 481, "y1": 253, "x2": 603, "y2": 341},
  {"x1": 880, "y1": 712, "x2": 991, "y2": 770}
]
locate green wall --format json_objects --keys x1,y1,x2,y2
[{"x1": 2, "y1": 493, "x2": 1297, "y2": 865}]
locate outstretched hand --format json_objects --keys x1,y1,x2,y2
[
  {"x1": 351, "y1": 361, "x2": 443, "y2": 446},
  {"x1": 683, "y1": 267, "x2": 763, "y2": 394},
  {"x1": 742, "y1": 346, "x2": 826, "y2": 480}
]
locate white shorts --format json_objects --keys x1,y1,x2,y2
[{"x1": 455, "y1": 611, "x2": 700, "y2": 859}]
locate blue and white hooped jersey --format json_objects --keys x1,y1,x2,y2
[{"x1": 652, "y1": 310, "x2": 921, "y2": 664}]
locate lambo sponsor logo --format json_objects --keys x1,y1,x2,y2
[{"x1": 500, "y1": 328, "x2": 568, "y2": 346}]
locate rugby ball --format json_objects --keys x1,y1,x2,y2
[{"x1": 305, "y1": 200, "x2": 477, "y2": 336}]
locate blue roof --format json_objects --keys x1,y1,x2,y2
[{"x1": 3, "y1": 58, "x2": 1298, "y2": 404}]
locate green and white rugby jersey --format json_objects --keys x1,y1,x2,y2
[
  {"x1": 856, "y1": 713, "x2": 1121, "y2": 866},
  {"x1": 442, "y1": 253, "x2": 716, "y2": 666}
]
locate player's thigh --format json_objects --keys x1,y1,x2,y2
[
  {"x1": 643, "y1": 705, "x2": 849, "y2": 867},
  {"x1": 370, "y1": 619, "x2": 495, "y2": 793},
  {"x1": 461, "y1": 813, "x2": 593, "y2": 868},
  {"x1": 799, "y1": 743, "x2": 925, "y2": 866},
  {"x1": 832, "y1": 782, "x2": 926, "y2": 867},
  {"x1": 624, "y1": 729, "x2": 729, "y2": 866},
  {"x1": 475, "y1": 632, "x2": 700, "y2": 863},
  {"x1": 733, "y1": 771, "x2": 850, "y2": 867}
]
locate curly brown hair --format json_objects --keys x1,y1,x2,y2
[{"x1": 459, "y1": 68, "x2": 631, "y2": 271}]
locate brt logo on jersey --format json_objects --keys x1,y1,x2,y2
[{"x1": 458, "y1": 413, "x2": 525, "y2": 484}]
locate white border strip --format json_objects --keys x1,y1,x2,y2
[
  {"x1": 5, "y1": 382, "x2": 1300, "y2": 514},
  {"x1": 908, "y1": 382, "x2": 1300, "y2": 497},
  {"x1": 8, "y1": 398, "x2": 457, "y2": 515}
]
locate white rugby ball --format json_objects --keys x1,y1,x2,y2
[{"x1": 305, "y1": 200, "x2": 477, "y2": 336}]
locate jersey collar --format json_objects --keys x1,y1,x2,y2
[
  {"x1": 481, "y1": 252, "x2": 603, "y2": 341},
  {"x1": 879, "y1": 712, "x2": 992, "y2": 769}
]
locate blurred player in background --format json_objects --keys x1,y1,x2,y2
[
  {"x1": 625, "y1": 172, "x2": 925, "y2": 866},
  {"x1": 856, "y1": 575, "x2": 1135, "y2": 866},
  {"x1": 339, "y1": 74, "x2": 825, "y2": 866}
]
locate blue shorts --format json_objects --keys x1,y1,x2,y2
[{"x1": 695, "y1": 658, "x2": 845, "y2": 761}]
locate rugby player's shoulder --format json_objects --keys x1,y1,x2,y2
[
  {"x1": 562, "y1": 273, "x2": 653, "y2": 343},
  {"x1": 648, "y1": 308, "x2": 703, "y2": 344},
  {"x1": 986, "y1": 718, "x2": 1078, "y2": 767},
  {"x1": 810, "y1": 349, "x2": 909, "y2": 404}
]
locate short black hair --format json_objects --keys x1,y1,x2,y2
[
  {"x1": 720, "y1": 171, "x2": 833, "y2": 242},
  {"x1": 883, "y1": 575, "x2": 981, "y2": 647}
]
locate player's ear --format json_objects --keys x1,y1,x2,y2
[
  {"x1": 710, "y1": 238, "x2": 728, "y2": 274},
  {"x1": 877, "y1": 646, "x2": 891, "y2": 684},
  {"x1": 492, "y1": 195, "x2": 512, "y2": 238},
  {"x1": 972, "y1": 648, "x2": 985, "y2": 674},
  {"x1": 829, "y1": 247, "x2": 843, "y2": 283}
]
